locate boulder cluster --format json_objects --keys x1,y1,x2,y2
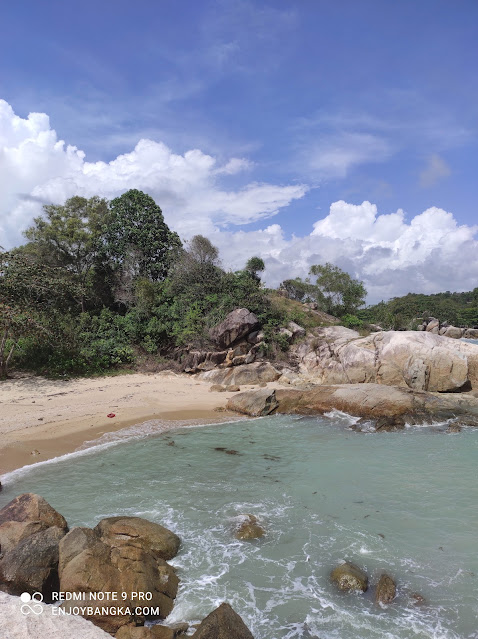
[
  {"x1": 418, "y1": 317, "x2": 478, "y2": 339},
  {"x1": 181, "y1": 308, "x2": 305, "y2": 374},
  {"x1": 330, "y1": 561, "x2": 425, "y2": 606},
  {"x1": 0, "y1": 493, "x2": 255, "y2": 639}
]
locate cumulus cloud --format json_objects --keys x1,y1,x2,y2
[
  {"x1": 211, "y1": 201, "x2": 478, "y2": 304},
  {"x1": 419, "y1": 153, "x2": 451, "y2": 187},
  {"x1": 0, "y1": 99, "x2": 307, "y2": 245},
  {"x1": 1, "y1": 99, "x2": 477, "y2": 304}
]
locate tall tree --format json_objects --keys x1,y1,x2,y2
[
  {"x1": 24, "y1": 196, "x2": 108, "y2": 311},
  {"x1": 104, "y1": 190, "x2": 181, "y2": 285},
  {"x1": 309, "y1": 263, "x2": 366, "y2": 316},
  {"x1": 0, "y1": 250, "x2": 79, "y2": 377}
]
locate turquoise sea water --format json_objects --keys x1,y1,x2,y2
[{"x1": 1, "y1": 413, "x2": 477, "y2": 639}]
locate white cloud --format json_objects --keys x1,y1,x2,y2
[
  {"x1": 419, "y1": 153, "x2": 451, "y2": 187},
  {"x1": 1, "y1": 100, "x2": 477, "y2": 304},
  {"x1": 211, "y1": 201, "x2": 478, "y2": 304},
  {"x1": 0, "y1": 100, "x2": 307, "y2": 246},
  {"x1": 304, "y1": 132, "x2": 392, "y2": 178}
]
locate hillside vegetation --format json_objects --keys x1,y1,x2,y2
[
  {"x1": 358, "y1": 290, "x2": 478, "y2": 330},
  {"x1": 0, "y1": 190, "x2": 342, "y2": 378}
]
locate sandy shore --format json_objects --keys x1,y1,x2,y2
[{"x1": 0, "y1": 371, "x2": 247, "y2": 476}]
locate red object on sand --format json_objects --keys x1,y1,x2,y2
[{"x1": 107, "y1": 413, "x2": 116, "y2": 418}]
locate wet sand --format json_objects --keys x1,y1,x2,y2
[{"x1": 0, "y1": 372, "x2": 242, "y2": 475}]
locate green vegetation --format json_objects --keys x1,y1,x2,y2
[
  {"x1": 1, "y1": 190, "x2": 333, "y2": 378},
  {"x1": 280, "y1": 263, "x2": 366, "y2": 317},
  {"x1": 358, "y1": 290, "x2": 478, "y2": 330}
]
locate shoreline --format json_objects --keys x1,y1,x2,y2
[{"x1": 0, "y1": 371, "x2": 248, "y2": 476}]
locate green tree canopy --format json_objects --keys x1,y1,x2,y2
[
  {"x1": 24, "y1": 196, "x2": 108, "y2": 310},
  {"x1": 245, "y1": 256, "x2": 265, "y2": 281},
  {"x1": 0, "y1": 250, "x2": 80, "y2": 377},
  {"x1": 309, "y1": 263, "x2": 366, "y2": 316},
  {"x1": 104, "y1": 189, "x2": 181, "y2": 283}
]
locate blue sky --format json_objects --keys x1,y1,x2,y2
[{"x1": 1, "y1": 0, "x2": 477, "y2": 302}]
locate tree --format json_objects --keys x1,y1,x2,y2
[
  {"x1": 279, "y1": 277, "x2": 324, "y2": 304},
  {"x1": 168, "y1": 235, "x2": 223, "y2": 299},
  {"x1": 104, "y1": 190, "x2": 181, "y2": 286},
  {"x1": 0, "y1": 251, "x2": 79, "y2": 377},
  {"x1": 24, "y1": 196, "x2": 108, "y2": 311},
  {"x1": 245, "y1": 256, "x2": 265, "y2": 282},
  {"x1": 186, "y1": 235, "x2": 220, "y2": 265},
  {"x1": 309, "y1": 263, "x2": 366, "y2": 316}
]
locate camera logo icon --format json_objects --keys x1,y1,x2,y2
[{"x1": 20, "y1": 592, "x2": 44, "y2": 615}]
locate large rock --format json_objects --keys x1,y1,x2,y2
[
  {"x1": 292, "y1": 327, "x2": 478, "y2": 391},
  {"x1": 96, "y1": 516, "x2": 180, "y2": 561},
  {"x1": 210, "y1": 309, "x2": 260, "y2": 349},
  {"x1": 441, "y1": 326, "x2": 464, "y2": 339},
  {"x1": 375, "y1": 573, "x2": 396, "y2": 604},
  {"x1": 0, "y1": 591, "x2": 112, "y2": 639},
  {"x1": 330, "y1": 562, "x2": 368, "y2": 592},
  {"x1": 59, "y1": 517, "x2": 180, "y2": 634},
  {"x1": 227, "y1": 383, "x2": 478, "y2": 423},
  {"x1": 225, "y1": 388, "x2": 279, "y2": 416},
  {"x1": 200, "y1": 362, "x2": 281, "y2": 386},
  {"x1": 0, "y1": 493, "x2": 68, "y2": 557},
  {"x1": 234, "y1": 515, "x2": 265, "y2": 540},
  {"x1": 287, "y1": 321, "x2": 306, "y2": 339},
  {"x1": 0, "y1": 526, "x2": 66, "y2": 601},
  {"x1": 192, "y1": 602, "x2": 254, "y2": 639},
  {"x1": 464, "y1": 328, "x2": 478, "y2": 339}
]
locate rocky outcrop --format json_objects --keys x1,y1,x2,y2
[
  {"x1": 0, "y1": 591, "x2": 112, "y2": 639},
  {"x1": 0, "y1": 525, "x2": 65, "y2": 601},
  {"x1": 375, "y1": 573, "x2": 396, "y2": 604},
  {"x1": 182, "y1": 350, "x2": 228, "y2": 373},
  {"x1": 227, "y1": 383, "x2": 478, "y2": 424},
  {"x1": 234, "y1": 515, "x2": 265, "y2": 540},
  {"x1": 225, "y1": 388, "x2": 279, "y2": 416},
  {"x1": 0, "y1": 493, "x2": 68, "y2": 557},
  {"x1": 330, "y1": 562, "x2": 368, "y2": 592},
  {"x1": 210, "y1": 309, "x2": 260, "y2": 349},
  {"x1": 287, "y1": 321, "x2": 306, "y2": 339},
  {"x1": 292, "y1": 327, "x2": 478, "y2": 391},
  {"x1": 200, "y1": 362, "x2": 281, "y2": 386},
  {"x1": 192, "y1": 602, "x2": 254, "y2": 639},
  {"x1": 419, "y1": 317, "x2": 478, "y2": 340},
  {"x1": 0, "y1": 494, "x2": 69, "y2": 601},
  {"x1": 59, "y1": 517, "x2": 180, "y2": 634}
]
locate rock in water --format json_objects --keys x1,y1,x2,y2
[
  {"x1": 375, "y1": 573, "x2": 396, "y2": 604},
  {"x1": 96, "y1": 516, "x2": 180, "y2": 560},
  {"x1": 192, "y1": 602, "x2": 254, "y2": 639},
  {"x1": 210, "y1": 309, "x2": 260, "y2": 349},
  {"x1": 0, "y1": 493, "x2": 68, "y2": 556},
  {"x1": 0, "y1": 526, "x2": 66, "y2": 601},
  {"x1": 235, "y1": 515, "x2": 265, "y2": 540},
  {"x1": 59, "y1": 516, "x2": 181, "y2": 634},
  {"x1": 228, "y1": 383, "x2": 478, "y2": 424},
  {"x1": 0, "y1": 493, "x2": 69, "y2": 601},
  {"x1": 330, "y1": 562, "x2": 368, "y2": 592},
  {"x1": 227, "y1": 388, "x2": 279, "y2": 416}
]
